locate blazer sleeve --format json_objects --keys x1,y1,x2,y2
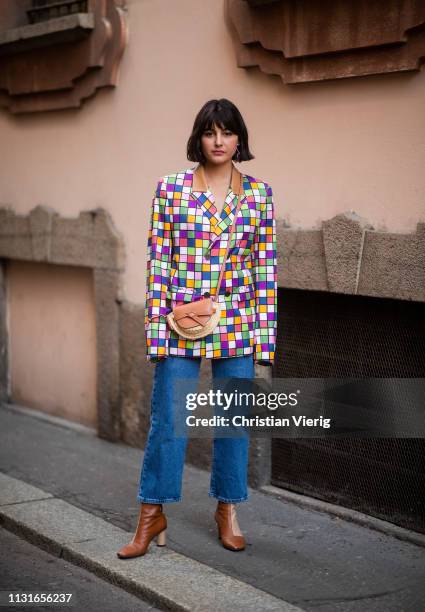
[
  {"x1": 252, "y1": 183, "x2": 277, "y2": 365},
  {"x1": 144, "y1": 179, "x2": 172, "y2": 361}
]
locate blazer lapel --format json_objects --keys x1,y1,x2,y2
[{"x1": 190, "y1": 164, "x2": 247, "y2": 249}]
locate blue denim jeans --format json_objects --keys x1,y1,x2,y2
[{"x1": 138, "y1": 354, "x2": 255, "y2": 504}]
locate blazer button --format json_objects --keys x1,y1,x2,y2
[
  {"x1": 203, "y1": 291, "x2": 210, "y2": 298},
  {"x1": 225, "y1": 290, "x2": 231, "y2": 297}
]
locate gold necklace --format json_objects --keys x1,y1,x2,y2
[{"x1": 201, "y1": 164, "x2": 233, "y2": 194}]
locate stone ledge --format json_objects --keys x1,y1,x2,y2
[
  {"x1": 0, "y1": 13, "x2": 94, "y2": 57},
  {"x1": 277, "y1": 214, "x2": 425, "y2": 302},
  {"x1": 0, "y1": 205, "x2": 125, "y2": 272},
  {"x1": 0, "y1": 205, "x2": 423, "y2": 301}
]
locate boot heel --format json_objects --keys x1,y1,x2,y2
[
  {"x1": 214, "y1": 502, "x2": 246, "y2": 551},
  {"x1": 156, "y1": 529, "x2": 167, "y2": 546}
]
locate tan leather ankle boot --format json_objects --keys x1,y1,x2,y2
[
  {"x1": 214, "y1": 501, "x2": 246, "y2": 551},
  {"x1": 117, "y1": 503, "x2": 167, "y2": 559}
]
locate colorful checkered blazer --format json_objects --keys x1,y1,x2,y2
[{"x1": 144, "y1": 163, "x2": 277, "y2": 365}]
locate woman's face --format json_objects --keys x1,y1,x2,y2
[{"x1": 201, "y1": 123, "x2": 239, "y2": 165}]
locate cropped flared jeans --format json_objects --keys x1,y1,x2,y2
[{"x1": 137, "y1": 354, "x2": 255, "y2": 504}]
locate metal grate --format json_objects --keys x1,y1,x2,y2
[{"x1": 272, "y1": 288, "x2": 425, "y2": 533}]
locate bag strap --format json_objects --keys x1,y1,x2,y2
[{"x1": 212, "y1": 173, "x2": 244, "y2": 299}]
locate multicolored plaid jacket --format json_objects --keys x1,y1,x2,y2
[{"x1": 144, "y1": 163, "x2": 277, "y2": 365}]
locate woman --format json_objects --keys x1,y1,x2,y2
[{"x1": 117, "y1": 99, "x2": 277, "y2": 559}]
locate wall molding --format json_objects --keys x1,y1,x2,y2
[
  {"x1": 0, "y1": 204, "x2": 423, "y2": 446},
  {"x1": 226, "y1": 0, "x2": 425, "y2": 83},
  {"x1": 0, "y1": 0, "x2": 128, "y2": 114},
  {"x1": 277, "y1": 213, "x2": 425, "y2": 301}
]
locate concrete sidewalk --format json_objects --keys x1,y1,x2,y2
[{"x1": 1, "y1": 402, "x2": 425, "y2": 612}]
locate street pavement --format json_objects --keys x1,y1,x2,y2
[
  {"x1": 1, "y1": 402, "x2": 424, "y2": 612},
  {"x1": 0, "y1": 528, "x2": 160, "y2": 611}
]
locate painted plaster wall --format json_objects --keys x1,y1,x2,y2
[{"x1": 0, "y1": 0, "x2": 424, "y2": 422}]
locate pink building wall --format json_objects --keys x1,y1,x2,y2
[{"x1": 1, "y1": 0, "x2": 424, "y2": 423}]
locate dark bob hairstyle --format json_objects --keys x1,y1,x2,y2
[{"x1": 187, "y1": 98, "x2": 254, "y2": 164}]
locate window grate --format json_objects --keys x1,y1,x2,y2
[{"x1": 272, "y1": 288, "x2": 425, "y2": 533}]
